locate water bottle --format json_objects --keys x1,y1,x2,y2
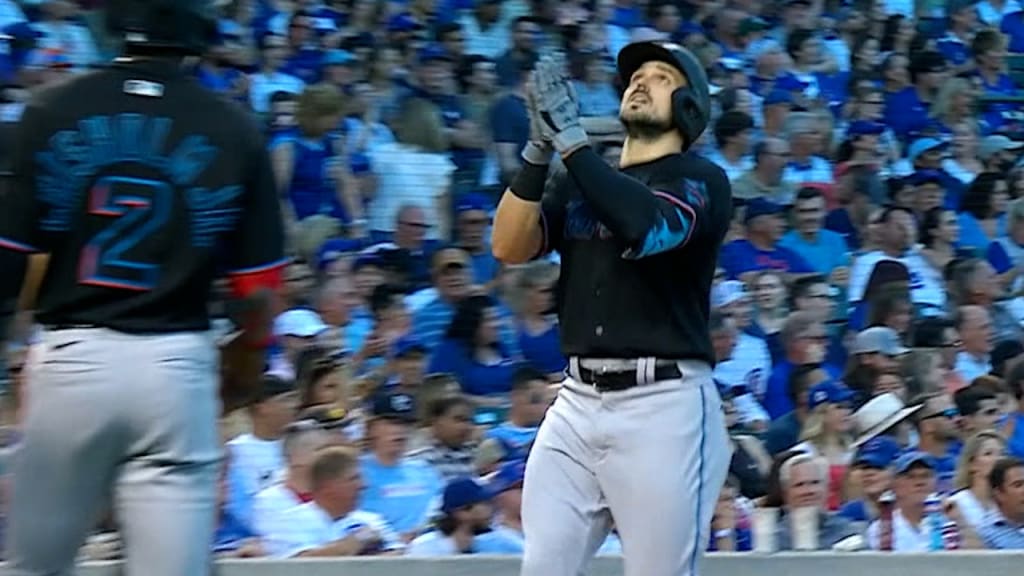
[
  {"x1": 878, "y1": 490, "x2": 895, "y2": 551},
  {"x1": 923, "y1": 493, "x2": 944, "y2": 551}
]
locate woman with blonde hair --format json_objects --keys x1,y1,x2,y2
[
  {"x1": 270, "y1": 83, "x2": 362, "y2": 239},
  {"x1": 942, "y1": 120, "x2": 985, "y2": 184},
  {"x1": 793, "y1": 381, "x2": 856, "y2": 510},
  {"x1": 948, "y1": 430, "x2": 1007, "y2": 531},
  {"x1": 367, "y1": 97, "x2": 455, "y2": 242},
  {"x1": 930, "y1": 78, "x2": 977, "y2": 135}
]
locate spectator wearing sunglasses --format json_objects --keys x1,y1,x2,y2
[{"x1": 910, "y1": 392, "x2": 964, "y2": 494}]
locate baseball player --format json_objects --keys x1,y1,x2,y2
[
  {"x1": 0, "y1": 2, "x2": 286, "y2": 575},
  {"x1": 492, "y1": 42, "x2": 733, "y2": 576}
]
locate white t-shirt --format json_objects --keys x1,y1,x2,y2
[
  {"x1": 866, "y1": 508, "x2": 945, "y2": 551},
  {"x1": 949, "y1": 489, "x2": 994, "y2": 533},
  {"x1": 848, "y1": 249, "x2": 945, "y2": 310},
  {"x1": 713, "y1": 332, "x2": 771, "y2": 425},
  {"x1": 265, "y1": 502, "x2": 402, "y2": 558},
  {"x1": 226, "y1": 434, "x2": 285, "y2": 503},
  {"x1": 252, "y1": 482, "x2": 303, "y2": 539},
  {"x1": 367, "y1": 143, "x2": 456, "y2": 237}
]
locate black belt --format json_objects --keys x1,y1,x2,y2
[
  {"x1": 574, "y1": 362, "x2": 682, "y2": 392},
  {"x1": 46, "y1": 324, "x2": 100, "y2": 331}
]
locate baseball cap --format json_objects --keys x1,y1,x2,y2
[
  {"x1": 370, "y1": 391, "x2": 416, "y2": 422},
  {"x1": 979, "y1": 135, "x2": 1024, "y2": 161},
  {"x1": 273, "y1": 309, "x2": 329, "y2": 338},
  {"x1": 297, "y1": 404, "x2": 350, "y2": 430},
  {"x1": 908, "y1": 137, "x2": 948, "y2": 163},
  {"x1": 711, "y1": 280, "x2": 747, "y2": 308},
  {"x1": 854, "y1": 436, "x2": 902, "y2": 469},
  {"x1": 256, "y1": 374, "x2": 296, "y2": 402},
  {"x1": 744, "y1": 198, "x2": 783, "y2": 223},
  {"x1": 894, "y1": 451, "x2": 936, "y2": 475},
  {"x1": 807, "y1": 380, "x2": 854, "y2": 410},
  {"x1": 322, "y1": 49, "x2": 356, "y2": 67},
  {"x1": 431, "y1": 247, "x2": 470, "y2": 274},
  {"x1": 847, "y1": 120, "x2": 885, "y2": 138},
  {"x1": 852, "y1": 326, "x2": 910, "y2": 356},
  {"x1": 738, "y1": 16, "x2": 771, "y2": 36},
  {"x1": 455, "y1": 193, "x2": 491, "y2": 214},
  {"x1": 441, "y1": 477, "x2": 494, "y2": 513},
  {"x1": 907, "y1": 169, "x2": 944, "y2": 187},
  {"x1": 488, "y1": 459, "x2": 527, "y2": 493},
  {"x1": 393, "y1": 335, "x2": 427, "y2": 358},
  {"x1": 418, "y1": 44, "x2": 451, "y2": 64},
  {"x1": 387, "y1": 13, "x2": 422, "y2": 32}
]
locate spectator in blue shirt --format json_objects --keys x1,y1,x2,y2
[
  {"x1": 910, "y1": 392, "x2": 964, "y2": 494},
  {"x1": 429, "y1": 295, "x2": 520, "y2": 397},
  {"x1": 453, "y1": 194, "x2": 501, "y2": 287},
  {"x1": 763, "y1": 312, "x2": 843, "y2": 420},
  {"x1": 973, "y1": 29, "x2": 1021, "y2": 133},
  {"x1": 978, "y1": 456, "x2": 1024, "y2": 548},
  {"x1": 721, "y1": 198, "x2": 815, "y2": 281},
  {"x1": 936, "y1": 0, "x2": 978, "y2": 69},
  {"x1": 485, "y1": 367, "x2": 549, "y2": 454},
  {"x1": 413, "y1": 247, "x2": 475, "y2": 352},
  {"x1": 959, "y1": 171, "x2": 1010, "y2": 256},
  {"x1": 780, "y1": 186, "x2": 852, "y2": 282},
  {"x1": 509, "y1": 261, "x2": 566, "y2": 378},
  {"x1": 838, "y1": 436, "x2": 901, "y2": 523},
  {"x1": 491, "y1": 55, "x2": 534, "y2": 185}
]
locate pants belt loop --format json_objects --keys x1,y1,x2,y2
[
  {"x1": 646, "y1": 356, "x2": 657, "y2": 384},
  {"x1": 634, "y1": 358, "x2": 644, "y2": 386},
  {"x1": 569, "y1": 356, "x2": 582, "y2": 383}
]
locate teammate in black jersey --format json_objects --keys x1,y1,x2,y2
[
  {"x1": 0, "y1": 2, "x2": 285, "y2": 574},
  {"x1": 493, "y1": 44, "x2": 733, "y2": 576}
]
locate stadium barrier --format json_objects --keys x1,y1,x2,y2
[{"x1": 34, "y1": 551, "x2": 1024, "y2": 576}]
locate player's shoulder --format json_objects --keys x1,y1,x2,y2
[{"x1": 677, "y1": 152, "x2": 730, "y2": 187}]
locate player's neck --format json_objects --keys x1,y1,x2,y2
[{"x1": 619, "y1": 135, "x2": 683, "y2": 168}]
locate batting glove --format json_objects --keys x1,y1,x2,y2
[
  {"x1": 521, "y1": 81, "x2": 554, "y2": 165},
  {"x1": 531, "y1": 55, "x2": 588, "y2": 156}
]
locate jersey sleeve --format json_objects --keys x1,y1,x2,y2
[
  {"x1": 225, "y1": 125, "x2": 288, "y2": 276},
  {"x1": 0, "y1": 102, "x2": 46, "y2": 254},
  {"x1": 536, "y1": 169, "x2": 569, "y2": 257}
]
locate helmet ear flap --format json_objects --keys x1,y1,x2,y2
[{"x1": 672, "y1": 87, "x2": 707, "y2": 148}]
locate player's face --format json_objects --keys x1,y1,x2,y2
[{"x1": 620, "y1": 61, "x2": 686, "y2": 138}]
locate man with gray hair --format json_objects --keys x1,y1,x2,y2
[
  {"x1": 781, "y1": 112, "x2": 833, "y2": 188},
  {"x1": 732, "y1": 137, "x2": 795, "y2": 204},
  {"x1": 774, "y1": 453, "x2": 859, "y2": 550},
  {"x1": 762, "y1": 311, "x2": 842, "y2": 419}
]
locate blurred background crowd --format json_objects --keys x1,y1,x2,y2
[{"x1": 2, "y1": 0, "x2": 1024, "y2": 563}]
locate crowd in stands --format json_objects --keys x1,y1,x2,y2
[{"x1": 4, "y1": 0, "x2": 1024, "y2": 563}]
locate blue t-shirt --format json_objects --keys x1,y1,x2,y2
[
  {"x1": 825, "y1": 208, "x2": 861, "y2": 251},
  {"x1": 720, "y1": 239, "x2": 815, "y2": 279},
  {"x1": 957, "y1": 212, "x2": 1007, "y2": 256},
  {"x1": 1003, "y1": 12, "x2": 1024, "y2": 53},
  {"x1": 778, "y1": 229, "x2": 850, "y2": 276},
  {"x1": 490, "y1": 93, "x2": 529, "y2": 153},
  {"x1": 359, "y1": 454, "x2": 443, "y2": 535},
  {"x1": 883, "y1": 87, "x2": 930, "y2": 140},
  {"x1": 976, "y1": 72, "x2": 1021, "y2": 133},
  {"x1": 485, "y1": 423, "x2": 539, "y2": 456},
  {"x1": 282, "y1": 48, "x2": 324, "y2": 84},
  {"x1": 838, "y1": 499, "x2": 871, "y2": 523},
  {"x1": 1006, "y1": 412, "x2": 1024, "y2": 458},
  {"x1": 428, "y1": 339, "x2": 519, "y2": 396},
  {"x1": 517, "y1": 322, "x2": 567, "y2": 375},
  {"x1": 763, "y1": 360, "x2": 843, "y2": 420}
]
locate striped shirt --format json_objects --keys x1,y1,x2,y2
[{"x1": 979, "y1": 509, "x2": 1024, "y2": 550}]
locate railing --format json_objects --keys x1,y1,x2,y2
[{"x1": 30, "y1": 552, "x2": 1024, "y2": 576}]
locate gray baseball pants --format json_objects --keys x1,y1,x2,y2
[
  {"x1": 520, "y1": 360, "x2": 731, "y2": 576},
  {"x1": 5, "y1": 327, "x2": 222, "y2": 576}
]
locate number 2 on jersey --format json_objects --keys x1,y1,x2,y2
[{"x1": 78, "y1": 176, "x2": 171, "y2": 291}]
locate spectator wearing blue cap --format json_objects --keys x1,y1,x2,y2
[
  {"x1": 731, "y1": 137, "x2": 796, "y2": 205},
  {"x1": 865, "y1": 451, "x2": 948, "y2": 551},
  {"x1": 382, "y1": 335, "x2": 429, "y2": 394},
  {"x1": 248, "y1": 34, "x2": 305, "y2": 114},
  {"x1": 838, "y1": 436, "x2": 901, "y2": 523},
  {"x1": 263, "y1": 446, "x2": 404, "y2": 558},
  {"x1": 359, "y1": 391, "x2": 445, "y2": 540},
  {"x1": 793, "y1": 380, "x2": 855, "y2": 510},
  {"x1": 480, "y1": 459, "x2": 528, "y2": 552},
  {"x1": 719, "y1": 198, "x2": 814, "y2": 281},
  {"x1": 406, "y1": 476, "x2": 496, "y2": 556},
  {"x1": 779, "y1": 187, "x2": 852, "y2": 280}
]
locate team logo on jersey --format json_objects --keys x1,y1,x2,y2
[{"x1": 564, "y1": 200, "x2": 613, "y2": 241}]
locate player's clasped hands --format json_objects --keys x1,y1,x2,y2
[{"x1": 526, "y1": 55, "x2": 588, "y2": 156}]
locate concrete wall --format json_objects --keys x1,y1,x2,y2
[{"x1": 48, "y1": 552, "x2": 1023, "y2": 576}]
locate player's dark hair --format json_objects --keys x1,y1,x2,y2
[
  {"x1": 512, "y1": 366, "x2": 548, "y2": 392},
  {"x1": 989, "y1": 456, "x2": 1024, "y2": 491},
  {"x1": 953, "y1": 385, "x2": 997, "y2": 417},
  {"x1": 445, "y1": 295, "x2": 498, "y2": 351}
]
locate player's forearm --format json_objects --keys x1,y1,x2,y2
[
  {"x1": 493, "y1": 161, "x2": 548, "y2": 264},
  {"x1": 562, "y1": 146, "x2": 661, "y2": 247}
]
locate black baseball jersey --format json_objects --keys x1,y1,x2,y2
[
  {"x1": 542, "y1": 152, "x2": 731, "y2": 364},
  {"x1": 0, "y1": 59, "x2": 286, "y2": 333}
]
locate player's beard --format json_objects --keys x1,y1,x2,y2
[{"x1": 620, "y1": 110, "x2": 675, "y2": 142}]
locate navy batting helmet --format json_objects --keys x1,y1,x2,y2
[
  {"x1": 106, "y1": 0, "x2": 218, "y2": 56},
  {"x1": 616, "y1": 41, "x2": 711, "y2": 148}
]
